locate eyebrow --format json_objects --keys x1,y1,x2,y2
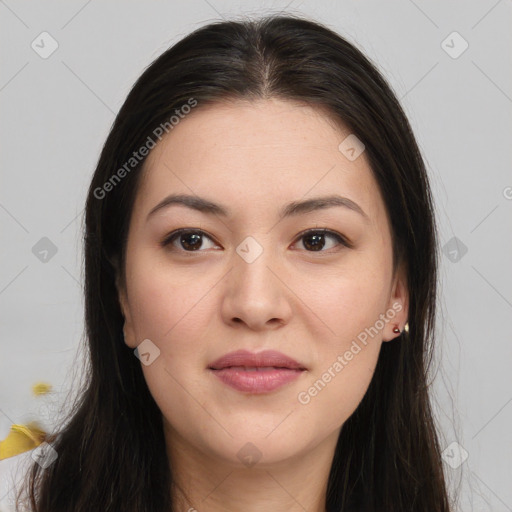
[{"x1": 147, "y1": 193, "x2": 370, "y2": 223}]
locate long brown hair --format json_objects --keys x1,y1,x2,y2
[{"x1": 17, "y1": 13, "x2": 453, "y2": 511}]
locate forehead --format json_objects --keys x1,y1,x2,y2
[{"x1": 135, "y1": 98, "x2": 387, "y2": 229}]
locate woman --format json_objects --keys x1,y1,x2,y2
[{"x1": 17, "y1": 13, "x2": 452, "y2": 512}]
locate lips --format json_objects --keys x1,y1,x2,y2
[
  {"x1": 208, "y1": 350, "x2": 307, "y2": 393},
  {"x1": 208, "y1": 349, "x2": 307, "y2": 371}
]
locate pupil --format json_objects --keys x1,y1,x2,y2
[
  {"x1": 305, "y1": 233, "x2": 324, "y2": 251},
  {"x1": 182, "y1": 233, "x2": 202, "y2": 250}
]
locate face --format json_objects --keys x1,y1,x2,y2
[{"x1": 118, "y1": 98, "x2": 408, "y2": 468}]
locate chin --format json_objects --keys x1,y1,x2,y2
[{"x1": 216, "y1": 435, "x2": 309, "y2": 469}]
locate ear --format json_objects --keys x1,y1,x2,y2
[
  {"x1": 113, "y1": 256, "x2": 138, "y2": 349},
  {"x1": 382, "y1": 263, "x2": 409, "y2": 342}
]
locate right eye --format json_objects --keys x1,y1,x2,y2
[{"x1": 160, "y1": 229, "x2": 220, "y2": 252}]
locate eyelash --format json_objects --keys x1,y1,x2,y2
[{"x1": 160, "y1": 228, "x2": 351, "y2": 254}]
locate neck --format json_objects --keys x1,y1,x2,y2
[{"x1": 165, "y1": 424, "x2": 340, "y2": 512}]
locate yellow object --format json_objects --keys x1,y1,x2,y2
[
  {"x1": 32, "y1": 382, "x2": 52, "y2": 396},
  {"x1": 0, "y1": 422, "x2": 47, "y2": 460}
]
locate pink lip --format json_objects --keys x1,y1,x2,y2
[{"x1": 208, "y1": 350, "x2": 307, "y2": 394}]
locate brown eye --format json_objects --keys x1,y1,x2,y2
[
  {"x1": 294, "y1": 229, "x2": 349, "y2": 252},
  {"x1": 161, "y1": 229, "x2": 218, "y2": 252},
  {"x1": 161, "y1": 228, "x2": 350, "y2": 254}
]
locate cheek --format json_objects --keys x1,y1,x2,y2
[
  {"x1": 125, "y1": 255, "x2": 220, "y2": 375},
  {"x1": 298, "y1": 345, "x2": 380, "y2": 434},
  {"x1": 296, "y1": 265, "x2": 389, "y2": 420},
  {"x1": 126, "y1": 264, "x2": 215, "y2": 431},
  {"x1": 304, "y1": 263, "x2": 390, "y2": 344},
  {"x1": 127, "y1": 251, "x2": 206, "y2": 335},
  {"x1": 297, "y1": 284, "x2": 384, "y2": 432}
]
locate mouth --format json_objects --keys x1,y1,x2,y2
[
  {"x1": 213, "y1": 366, "x2": 298, "y2": 371},
  {"x1": 208, "y1": 350, "x2": 307, "y2": 393},
  {"x1": 208, "y1": 349, "x2": 307, "y2": 370}
]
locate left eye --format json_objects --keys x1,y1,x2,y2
[
  {"x1": 161, "y1": 228, "x2": 349, "y2": 253},
  {"x1": 293, "y1": 229, "x2": 349, "y2": 252}
]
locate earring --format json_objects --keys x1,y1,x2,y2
[{"x1": 393, "y1": 322, "x2": 409, "y2": 334}]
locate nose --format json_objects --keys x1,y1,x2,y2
[{"x1": 220, "y1": 242, "x2": 293, "y2": 331}]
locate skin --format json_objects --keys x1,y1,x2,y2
[{"x1": 118, "y1": 98, "x2": 409, "y2": 512}]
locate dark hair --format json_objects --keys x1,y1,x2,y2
[{"x1": 18, "y1": 13, "x2": 453, "y2": 512}]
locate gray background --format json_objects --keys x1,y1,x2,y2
[{"x1": 1, "y1": 1, "x2": 511, "y2": 510}]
